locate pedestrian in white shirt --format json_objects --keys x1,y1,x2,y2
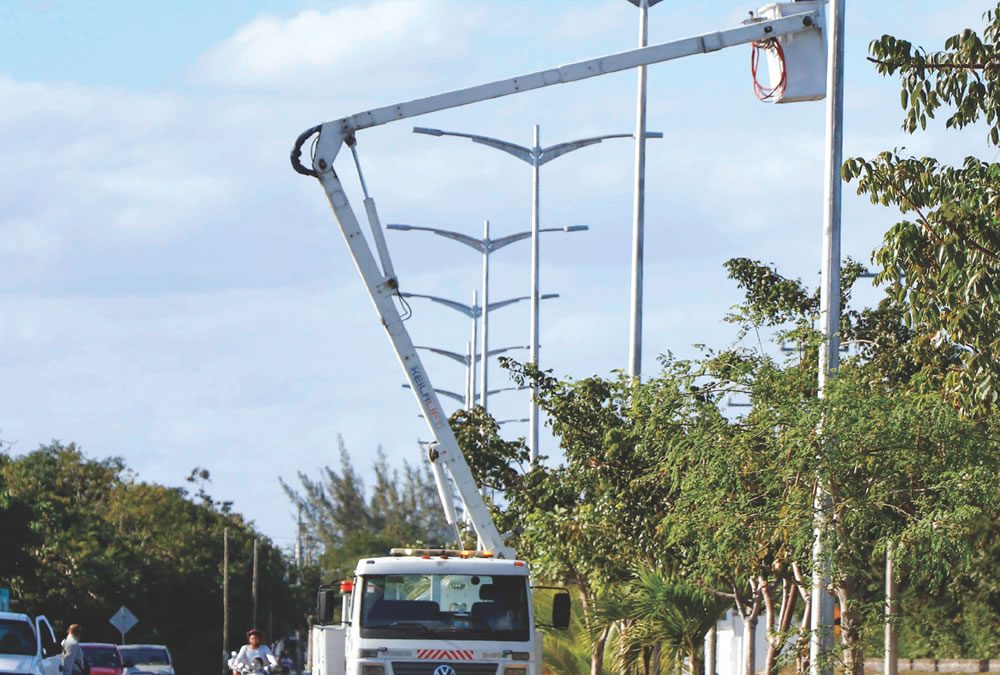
[
  {"x1": 231, "y1": 629, "x2": 277, "y2": 674},
  {"x1": 61, "y1": 624, "x2": 85, "y2": 675}
]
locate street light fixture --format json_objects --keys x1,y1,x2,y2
[
  {"x1": 413, "y1": 126, "x2": 656, "y2": 461},
  {"x1": 496, "y1": 418, "x2": 530, "y2": 426},
  {"x1": 398, "y1": 288, "x2": 558, "y2": 411},
  {"x1": 388, "y1": 221, "x2": 583, "y2": 413}
]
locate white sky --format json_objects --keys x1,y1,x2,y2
[{"x1": 0, "y1": 0, "x2": 994, "y2": 546}]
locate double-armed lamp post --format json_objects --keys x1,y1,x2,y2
[
  {"x1": 398, "y1": 288, "x2": 555, "y2": 409},
  {"x1": 387, "y1": 220, "x2": 583, "y2": 419},
  {"x1": 416, "y1": 342, "x2": 528, "y2": 409},
  {"x1": 412, "y1": 126, "x2": 659, "y2": 461}
]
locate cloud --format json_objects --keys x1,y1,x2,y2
[
  {"x1": 194, "y1": 0, "x2": 483, "y2": 89},
  {"x1": 0, "y1": 77, "x2": 247, "y2": 261}
]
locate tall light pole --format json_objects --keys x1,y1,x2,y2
[
  {"x1": 813, "y1": 2, "x2": 846, "y2": 675},
  {"x1": 388, "y1": 221, "x2": 584, "y2": 413},
  {"x1": 415, "y1": 126, "x2": 656, "y2": 460},
  {"x1": 398, "y1": 288, "x2": 558, "y2": 410},
  {"x1": 624, "y1": 0, "x2": 665, "y2": 379}
]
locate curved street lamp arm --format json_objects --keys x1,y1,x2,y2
[
  {"x1": 488, "y1": 385, "x2": 529, "y2": 395},
  {"x1": 403, "y1": 383, "x2": 466, "y2": 404},
  {"x1": 473, "y1": 345, "x2": 529, "y2": 363},
  {"x1": 539, "y1": 137, "x2": 607, "y2": 165},
  {"x1": 400, "y1": 292, "x2": 476, "y2": 317},
  {"x1": 413, "y1": 127, "x2": 532, "y2": 163},
  {"x1": 487, "y1": 345, "x2": 529, "y2": 357},
  {"x1": 491, "y1": 226, "x2": 585, "y2": 252},
  {"x1": 469, "y1": 137, "x2": 533, "y2": 163},
  {"x1": 497, "y1": 418, "x2": 530, "y2": 425},
  {"x1": 486, "y1": 295, "x2": 530, "y2": 312},
  {"x1": 487, "y1": 293, "x2": 558, "y2": 312},
  {"x1": 387, "y1": 224, "x2": 485, "y2": 252},
  {"x1": 540, "y1": 132, "x2": 662, "y2": 165},
  {"x1": 489, "y1": 231, "x2": 533, "y2": 251},
  {"x1": 416, "y1": 345, "x2": 468, "y2": 365}
]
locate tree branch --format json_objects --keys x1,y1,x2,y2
[{"x1": 867, "y1": 56, "x2": 996, "y2": 70}]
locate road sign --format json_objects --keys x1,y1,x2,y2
[
  {"x1": 109, "y1": 606, "x2": 138, "y2": 643},
  {"x1": 0, "y1": 588, "x2": 9, "y2": 612}
]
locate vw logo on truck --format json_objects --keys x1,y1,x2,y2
[{"x1": 434, "y1": 666, "x2": 456, "y2": 675}]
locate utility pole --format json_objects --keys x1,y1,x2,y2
[
  {"x1": 480, "y1": 220, "x2": 491, "y2": 409},
  {"x1": 222, "y1": 527, "x2": 230, "y2": 675},
  {"x1": 251, "y1": 538, "x2": 259, "y2": 629},
  {"x1": 885, "y1": 542, "x2": 898, "y2": 675},
  {"x1": 629, "y1": 0, "x2": 650, "y2": 379},
  {"x1": 529, "y1": 124, "x2": 542, "y2": 455},
  {"x1": 624, "y1": 0, "x2": 664, "y2": 379},
  {"x1": 812, "y1": 1, "x2": 846, "y2": 675}
]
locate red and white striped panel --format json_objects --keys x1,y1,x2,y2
[{"x1": 416, "y1": 649, "x2": 474, "y2": 660}]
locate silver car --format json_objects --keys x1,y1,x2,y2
[{"x1": 118, "y1": 644, "x2": 174, "y2": 675}]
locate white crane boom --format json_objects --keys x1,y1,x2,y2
[{"x1": 291, "y1": 7, "x2": 821, "y2": 559}]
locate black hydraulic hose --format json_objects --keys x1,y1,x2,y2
[{"x1": 290, "y1": 125, "x2": 321, "y2": 177}]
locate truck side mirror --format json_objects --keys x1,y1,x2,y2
[
  {"x1": 316, "y1": 587, "x2": 337, "y2": 625},
  {"x1": 552, "y1": 593, "x2": 571, "y2": 630}
]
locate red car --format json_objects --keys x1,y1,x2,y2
[{"x1": 81, "y1": 643, "x2": 124, "y2": 675}]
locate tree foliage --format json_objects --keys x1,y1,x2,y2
[
  {"x1": 0, "y1": 441, "x2": 301, "y2": 675},
  {"x1": 843, "y1": 3, "x2": 1000, "y2": 414},
  {"x1": 282, "y1": 437, "x2": 452, "y2": 580}
]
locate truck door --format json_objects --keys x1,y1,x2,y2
[{"x1": 35, "y1": 616, "x2": 61, "y2": 675}]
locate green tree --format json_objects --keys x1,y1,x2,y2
[
  {"x1": 842, "y1": 3, "x2": 1000, "y2": 414},
  {"x1": 282, "y1": 438, "x2": 451, "y2": 581},
  {"x1": 719, "y1": 258, "x2": 1000, "y2": 674},
  {"x1": 495, "y1": 365, "x2": 681, "y2": 675},
  {"x1": 656, "y1": 353, "x2": 815, "y2": 675},
  {"x1": 0, "y1": 451, "x2": 36, "y2": 585},
  {"x1": 591, "y1": 569, "x2": 729, "y2": 675},
  {"x1": 1, "y1": 442, "x2": 303, "y2": 674}
]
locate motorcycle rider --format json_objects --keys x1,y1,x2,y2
[{"x1": 231, "y1": 629, "x2": 278, "y2": 674}]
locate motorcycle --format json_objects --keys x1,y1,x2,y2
[{"x1": 228, "y1": 653, "x2": 276, "y2": 675}]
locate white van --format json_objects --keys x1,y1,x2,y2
[{"x1": 0, "y1": 611, "x2": 62, "y2": 675}]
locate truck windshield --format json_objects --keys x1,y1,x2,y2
[
  {"x1": 0, "y1": 619, "x2": 36, "y2": 656},
  {"x1": 360, "y1": 573, "x2": 530, "y2": 641}
]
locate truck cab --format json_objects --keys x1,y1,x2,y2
[
  {"x1": 0, "y1": 611, "x2": 62, "y2": 675},
  {"x1": 313, "y1": 549, "x2": 567, "y2": 675}
]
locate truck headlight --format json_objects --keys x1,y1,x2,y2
[
  {"x1": 503, "y1": 668, "x2": 528, "y2": 675},
  {"x1": 361, "y1": 666, "x2": 385, "y2": 675}
]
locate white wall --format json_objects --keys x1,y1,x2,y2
[{"x1": 708, "y1": 610, "x2": 769, "y2": 675}]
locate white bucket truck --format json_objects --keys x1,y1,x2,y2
[
  {"x1": 292, "y1": 6, "x2": 825, "y2": 675},
  {"x1": 311, "y1": 550, "x2": 569, "y2": 675}
]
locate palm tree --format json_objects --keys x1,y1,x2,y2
[
  {"x1": 634, "y1": 568, "x2": 730, "y2": 675},
  {"x1": 538, "y1": 587, "x2": 595, "y2": 675},
  {"x1": 591, "y1": 567, "x2": 730, "y2": 675}
]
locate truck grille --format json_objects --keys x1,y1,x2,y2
[{"x1": 390, "y1": 662, "x2": 499, "y2": 675}]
